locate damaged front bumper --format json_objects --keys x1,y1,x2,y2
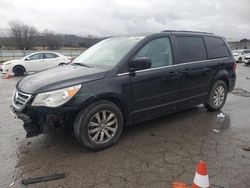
[
  {"x1": 10, "y1": 105, "x2": 78, "y2": 138},
  {"x1": 10, "y1": 105, "x2": 32, "y2": 123},
  {"x1": 10, "y1": 105, "x2": 40, "y2": 137}
]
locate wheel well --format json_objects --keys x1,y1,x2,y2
[
  {"x1": 13, "y1": 65, "x2": 26, "y2": 72},
  {"x1": 97, "y1": 97, "x2": 124, "y2": 114},
  {"x1": 219, "y1": 77, "x2": 229, "y2": 90},
  {"x1": 83, "y1": 97, "x2": 126, "y2": 123}
]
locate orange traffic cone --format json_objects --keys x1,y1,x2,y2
[
  {"x1": 192, "y1": 161, "x2": 209, "y2": 188},
  {"x1": 3, "y1": 74, "x2": 13, "y2": 79},
  {"x1": 172, "y1": 182, "x2": 190, "y2": 188}
]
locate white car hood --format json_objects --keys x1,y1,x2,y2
[{"x1": 2, "y1": 59, "x2": 19, "y2": 65}]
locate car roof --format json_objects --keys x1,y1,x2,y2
[
  {"x1": 33, "y1": 51, "x2": 59, "y2": 54},
  {"x1": 27, "y1": 51, "x2": 61, "y2": 55},
  {"x1": 161, "y1": 30, "x2": 214, "y2": 35},
  {"x1": 113, "y1": 30, "x2": 219, "y2": 40}
]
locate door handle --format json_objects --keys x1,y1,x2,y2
[
  {"x1": 179, "y1": 69, "x2": 190, "y2": 78},
  {"x1": 161, "y1": 72, "x2": 179, "y2": 81}
]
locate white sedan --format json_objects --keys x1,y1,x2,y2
[
  {"x1": 232, "y1": 49, "x2": 250, "y2": 63},
  {"x1": 0, "y1": 52, "x2": 72, "y2": 76}
]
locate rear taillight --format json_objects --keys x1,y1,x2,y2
[{"x1": 233, "y1": 62, "x2": 237, "y2": 71}]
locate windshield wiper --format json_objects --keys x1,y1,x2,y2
[{"x1": 72, "y1": 62, "x2": 94, "y2": 68}]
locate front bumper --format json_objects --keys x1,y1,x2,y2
[
  {"x1": 10, "y1": 105, "x2": 32, "y2": 123},
  {"x1": 10, "y1": 103, "x2": 78, "y2": 137},
  {"x1": 1, "y1": 65, "x2": 11, "y2": 75},
  {"x1": 243, "y1": 59, "x2": 250, "y2": 64},
  {"x1": 10, "y1": 105, "x2": 41, "y2": 137}
]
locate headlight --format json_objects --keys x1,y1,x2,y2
[{"x1": 32, "y1": 84, "x2": 81, "y2": 107}]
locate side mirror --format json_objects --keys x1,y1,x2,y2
[
  {"x1": 25, "y1": 57, "x2": 31, "y2": 61},
  {"x1": 130, "y1": 57, "x2": 151, "y2": 71}
]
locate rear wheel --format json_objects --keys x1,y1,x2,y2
[
  {"x1": 13, "y1": 65, "x2": 26, "y2": 76},
  {"x1": 74, "y1": 100, "x2": 124, "y2": 151},
  {"x1": 204, "y1": 80, "x2": 227, "y2": 111}
]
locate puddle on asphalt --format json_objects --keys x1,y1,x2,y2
[{"x1": 231, "y1": 88, "x2": 250, "y2": 97}]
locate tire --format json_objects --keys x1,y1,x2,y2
[
  {"x1": 13, "y1": 65, "x2": 26, "y2": 76},
  {"x1": 204, "y1": 80, "x2": 227, "y2": 111},
  {"x1": 74, "y1": 100, "x2": 124, "y2": 151},
  {"x1": 238, "y1": 57, "x2": 242, "y2": 63}
]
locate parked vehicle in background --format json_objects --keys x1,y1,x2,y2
[
  {"x1": 232, "y1": 49, "x2": 250, "y2": 63},
  {"x1": 244, "y1": 54, "x2": 250, "y2": 65},
  {"x1": 10, "y1": 31, "x2": 236, "y2": 151},
  {"x1": 1, "y1": 52, "x2": 72, "y2": 76}
]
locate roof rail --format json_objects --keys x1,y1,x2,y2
[{"x1": 161, "y1": 30, "x2": 214, "y2": 35}]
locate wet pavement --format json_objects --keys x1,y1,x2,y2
[{"x1": 0, "y1": 64, "x2": 250, "y2": 188}]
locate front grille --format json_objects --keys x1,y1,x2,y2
[{"x1": 12, "y1": 90, "x2": 32, "y2": 111}]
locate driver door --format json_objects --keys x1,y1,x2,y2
[
  {"x1": 24, "y1": 53, "x2": 44, "y2": 72},
  {"x1": 130, "y1": 37, "x2": 180, "y2": 123}
]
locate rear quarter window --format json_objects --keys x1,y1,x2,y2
[
  {"x1": 204, "y1": 37, "x2": 230, "y2": 59},
  {"x1": 176, "y1": 36, "x2": 207, "y2": 63}
]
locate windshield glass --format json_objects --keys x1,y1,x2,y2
[{"x1": 73, "y1": 36, "x2": 144, "y2": 67}]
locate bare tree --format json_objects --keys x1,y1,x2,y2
[
  {"x1": 42, "y1": 30, "x2": 61, "y2": 50},
  {"x1": 9, "y1": 20, "x2": 38, "y2": 50}
]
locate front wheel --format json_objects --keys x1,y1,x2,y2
[
  {"x1": 204, "y1": 80, "x2": 227, "y2": 111},
  {"x1": 74, "y1": 100, "x2": 124, "y2": 151},
  {"x1": 238, "y1": 57, "x2": 242, "y2": 63},
  {"x1": 13, "y1": 65, "x2": 26, "y2": 76}
]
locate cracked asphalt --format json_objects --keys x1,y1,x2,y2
[{"x1": 0, "y1": 64, "x2": 250, "y2": 188}]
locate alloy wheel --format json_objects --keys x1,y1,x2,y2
[
  {"x1": 87, "y1": 110, "x2": 118, "y2": 144},
  {"x1": 213, "y1": 85, "x2": 225, "y2": 107}
]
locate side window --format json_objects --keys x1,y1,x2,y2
[
  {"x1": 29, "y1": 53, "x2": 41, "y2": 60},
  {"x1": 204, "y1": 37, "x2": 230, "y2": 59},
  {"x1": 242, "y1": 50, "x2": 250, "y2": 55},
  {"x1": 135, "y1": 37, "x2": 173, "y2": 68},
  {"x1": 43, "y1": 53, "x2": 59, "y2": 59},
  {"x1": 176, "y1": 36, "x2": 207, "y2": 63}
]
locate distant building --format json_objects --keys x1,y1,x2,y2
[{"x1": 228, "y1": 39, "x2": 250, "y2": 50}]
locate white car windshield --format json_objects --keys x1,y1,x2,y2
[
  {"x1": 233, "y1": 50, "x2": 241, "y2": 53},
  {"x1": 72, "y1": 36, "x2": 144, "y2": 67}
]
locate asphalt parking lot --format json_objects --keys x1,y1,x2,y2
[{"x1": 0, "y1": 64, "x2": 250, "y2": 188}]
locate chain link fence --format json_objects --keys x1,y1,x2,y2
[
  {"x1": 0, "y1": 48, "x2": 85, "y2": 63},
  {"x1": 0, "y1": 28, "x2": 87, "y2": 63}
]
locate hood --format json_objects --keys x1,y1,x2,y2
[
  {"x1": 17, "y1": 64, "x2": 108, "y2": 94},
  {"x1": 3, "y1": 59, "x2": 19, "y2": 65}
]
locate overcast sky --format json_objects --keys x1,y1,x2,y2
[{"x1": 0, "y1": 0, "x2": 249, "y2": 40}]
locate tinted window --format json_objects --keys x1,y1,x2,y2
[
  {"x1": 43, "y1": 53, "x2": 59, "y2": 59},
  {"x1": 28, "y1": 53, "x2": 42, "y2": 60},
  {"x1": 135, "y1": 37, "x2": 173, "y2": 68},
  {"x1": 205, "y1": 37, "x2": 230, "y2": 59},
  {"x1": 176, "y1": 36, "x2": 207, "y2": 63}
]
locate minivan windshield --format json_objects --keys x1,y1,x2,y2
[{"x1": 73, "y1": 36, "x2": 144, "y2": 67}]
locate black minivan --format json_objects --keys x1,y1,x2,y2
[{"x1": 11, "y1": 31, "x2": 236, "y2": 150}]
